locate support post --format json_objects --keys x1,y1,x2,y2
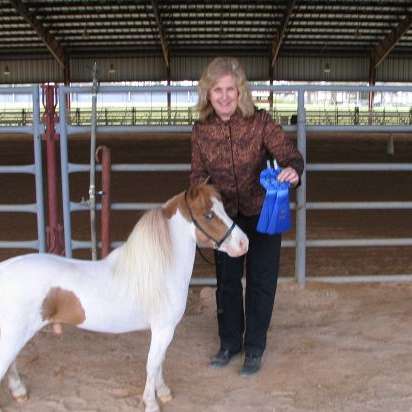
[
  {"x1": 32, "y1": 85, "x2": 46, "y2": 253},
  {"x1": 42, "y1": 84, "x2": 64, "y2": 255},
  {"x1": 269, "y1": 60, "x2": 274, "y2": 115},
  {"x1": 167, "y1": 66, "x2": 171, "y2": 125},
  {"x1": 89, "y1": 62, "x2": 98, "y2": 260},
  {"x1": 368, "y1": 58, "x2": 376, "y2": 125},
  {"x1": 295, "y1": 90, "x2": 307, "y2": 287},
  {"x1": 97, "y1": 146, "x2": 111, "y2": 258},
  {"x1": 59, "y1": 86, "x2": 72, "y2": 258}
]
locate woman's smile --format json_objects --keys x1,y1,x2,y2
[{"x1": 208, "y1": 74, "x2": 239, "y2": 121}]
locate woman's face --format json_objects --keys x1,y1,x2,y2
[{"x1": 208, "y1": 74, "x2": 239, "y2": 121}]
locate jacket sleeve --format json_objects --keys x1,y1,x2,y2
[
  {"x1": 261, "y1": 111, "x2": 304, "y2": 177},
  {"x1": 190, "y1": 123, "x2": 209, "y2": 185}
]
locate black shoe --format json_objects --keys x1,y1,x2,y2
[
  {"x1": 240, "y1": 354, "x2": 262, "y2": 376},
  {"x1": 210, "y1": 348, "x2": 240, "y2": 368}
]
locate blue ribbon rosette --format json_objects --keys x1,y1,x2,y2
[{"x1": 256, "y1": 161, "x2": 291, "y2": 235}]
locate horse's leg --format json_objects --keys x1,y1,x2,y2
[
  {"x1": 0, "y1": 336, "x2": 25, "y2": 408},
  {"x1": 143, "y1": 326, "x2": 174, "y2": 412},
  {"x1": 7, "y1": 361, "x2": 28, "y2": 402},
  {"x1": 155, "y1": 364, "x2": 172, "y2": 404},
  {"x1": 0, "y1": 318, "x2": 41, "y2": 406}
]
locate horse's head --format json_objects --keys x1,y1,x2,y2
[{"x1": 183, "y1": 184, "x2": 248, "y2": 257}]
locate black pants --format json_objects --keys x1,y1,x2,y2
[{"x1": 214, "y1": 214, "x2": 281, "y2": 356}]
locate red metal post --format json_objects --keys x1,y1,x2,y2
[
  {"x1": 96, "y1": 146, "x2": 111, "y2": 258},
  {"x1": 42, "y1": 84, "x2": 65, "y2": 255}
]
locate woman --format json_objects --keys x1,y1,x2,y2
[{"x1": 190, "y1": 57, "x2": 304, "y2": 376}]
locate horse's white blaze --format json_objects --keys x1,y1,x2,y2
[
  {"x1": 211, "y1": 197, "x2": 249, "y2": 257},
  {"x1": 0, "y1": 185, "x2": 248, "y2": 412}
]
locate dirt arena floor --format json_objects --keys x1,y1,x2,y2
[
  {"x1": 0, "y1": 132, "x2": 412, "y2": 411},
  {"x1": 1, "y1": 282, "x2": 412, "y2": 412}
]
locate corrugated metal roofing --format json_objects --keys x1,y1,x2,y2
[
  {"x1": 2, "y1": 55, "x2": 411, "y2": 83},
  {"x1": 0, "y1": 0, "x2": 411, "y2": 83}
]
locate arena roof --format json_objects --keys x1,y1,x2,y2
[{"x1": 0, "y1": 1, "x2": 411, "y2": 82}]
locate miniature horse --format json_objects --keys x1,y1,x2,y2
[{"x1": 0, "y1": 184, "x2": 248, "y2": 412}]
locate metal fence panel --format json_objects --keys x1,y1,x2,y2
[
  {"x1": 58, "y1": 84, "x2": 412, "y2": 285},
  {"x1": 0, "y1": 85, "x2": 46, "y2": 252}
]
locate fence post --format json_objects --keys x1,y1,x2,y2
[
  {"x1": 59, "y1": 86, "x2": 73, "y2": 258},
  {"x1": 354, "y1": 106, "x2": 359, "y2": 125},
  {"x1": 97, "y1": 146, "x2": 111, "y2": 258},
  {"x1": 132, "y1": 106, "x2": 136, "y2": 125},
  {"x1": 32, "y1": 85, "x2": 46, "y2": 252},
  {"x1": 42, "y1": 84, "x2": 64, "y2": 255},
  {"x1": 188, "y1": 107, "x2": 192, "y2": 124},
  {"x1": 75, "y1": 108, "x2": 80, "y2": 125},
  {"x1": 295, "y1": 90, "x2": 307, "y2": 287}
]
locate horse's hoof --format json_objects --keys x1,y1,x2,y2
[
  {"x1": 10, "y1": 385, "x2": 29, "y2": 403},
  {"x1": 157, "y1": 384, "x2": 172, "y2": 403},
  {"x1": 13, "y1": 393, "x2": 29, "y2": 403},
  {"x1": 158, "y1": 392, "x2": 173, "y2": 403}
]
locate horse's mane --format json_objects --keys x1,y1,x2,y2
[{"x1": 113, "y1": 207, "x2": 173, "y2": 316}]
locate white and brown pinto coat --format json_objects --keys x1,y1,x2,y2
[{"x1": 0, "y1": 184, "x2": 248, "y2": 412}]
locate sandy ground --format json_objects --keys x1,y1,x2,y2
[
  {"x1": 0, "y1": 132, "x2": 412, "y2": 411},
  {"x1": 1, "y1": 282, "x2": 412, "y2": 412}
]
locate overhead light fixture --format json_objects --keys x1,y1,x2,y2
[
  {"x1": 323, "y1": 63, "x2": 331, "y2": 74},
  {"x1": 108, "y1": 64, "x2": 116, "y2": 75},
  {"x1": 4, "y1": 65, "x2": 10, "y2": 76}
]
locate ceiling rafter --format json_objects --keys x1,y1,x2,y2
[
  {"x1": 371, "y1": 13, "x2": 412, "y2": 68},
  {"x1": 271, "y1": 0, "x2": 296, "y2": 67},
  {"x1": 9, "y1": 0, "x2": 66, "y2": 67},
  {"x1": 151, "y1": 0, "x2": 170, "y2": 69}
]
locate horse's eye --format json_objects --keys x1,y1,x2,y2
[{"x1": 204, "y1": 211, "x2": 215, "y2": 220}]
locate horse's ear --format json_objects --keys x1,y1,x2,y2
[
  {"x1": 202, "y1": 176, "x2": 211, "y2": 185},
  {"x1": 187, "y1": 184, "x2": 199, "y2": 200}
]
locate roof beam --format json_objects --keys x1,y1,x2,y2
[
  {"x1": 151, "y1": 0, "x2": 169, "y2": 69},
  {"x1": 271, "y1": 0, "x2": 296, "y2": 67},
  {"x1": 371, "y1": 13, "x2": 412, "y2": 68},
  {"x1": 9, "y1": 0, "x2": 66, "y2": 67}
]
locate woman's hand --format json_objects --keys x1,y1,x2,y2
[{"x1": 277, "y1": 166, "x2": 299, "y2": 187}]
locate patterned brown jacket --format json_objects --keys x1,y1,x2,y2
[{"x1": 190, "y1": 109, "x2": 304, "y2": 217}]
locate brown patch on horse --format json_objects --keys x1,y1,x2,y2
[
  {"x1": 163, "y1": 184, "x2": 229, "y2": 246},
  {"x1": 41, "y1": 287, "x2": 86, "y2": 326},
  {"x1": 163, "y1": 184, "x2": 220, "y2": 221}
]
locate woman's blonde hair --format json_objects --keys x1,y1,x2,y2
[{"x1": 196, "y1": 57, "x2": 255, "y2": 121}]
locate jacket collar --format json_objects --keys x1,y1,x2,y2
[{"x1": 208, "y1": 108, "x2": 243, "y2": 125}]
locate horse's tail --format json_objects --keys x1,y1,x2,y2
[{"x1": 113, "y1": 208, "x2": 174, "y2": 317}]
